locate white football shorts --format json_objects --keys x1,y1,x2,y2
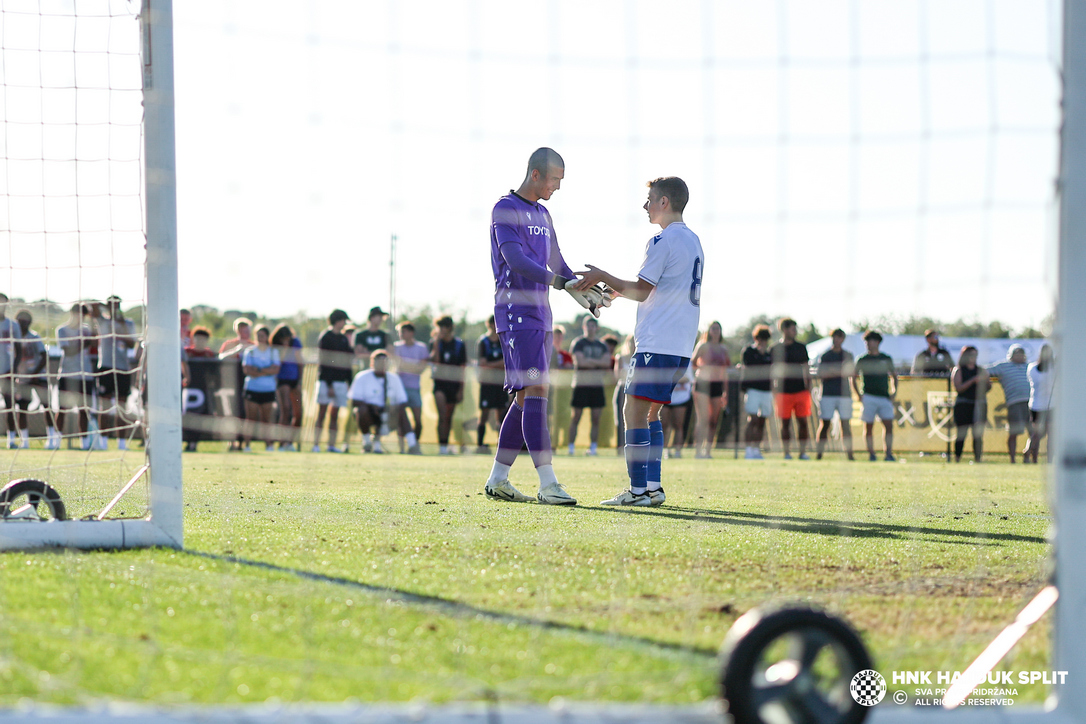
[
  {"x1": 861, "y1": 394, "x2": 895, "y2": 423},
  {"x1": 317, "y1": 380, "x2": 349, "y2": 408},
  {"x1": 818, "y1": 395, "x2": 854, "y2": 421},
  {"x1": 744, "y1": 389, "x2": 774, "y2": 418}
]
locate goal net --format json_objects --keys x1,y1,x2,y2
[
  {"x1": 2, "y1": 0, "x2": 1084, "y2": 722},
  {"x1": 0, "y1": 0, "x2": 180, "y2": 549}
]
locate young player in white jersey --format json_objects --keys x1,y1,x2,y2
[{"x1": 573, "y1": 177, "x2": 703, "y2": 506}]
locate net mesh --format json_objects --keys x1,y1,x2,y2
[
  {"x1": 1, "y1": 0, "x2": 149, "y2": 520},
  {"x1": 0, "y1": 0, "x2": 1064, "y2": 715}
]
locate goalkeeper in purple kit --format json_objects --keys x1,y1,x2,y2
[{"x1": 483, "y1": 148, "x2": 608, "y2": 505}]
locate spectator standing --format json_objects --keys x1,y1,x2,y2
[
  {"x1": 612, "y1": 335, "x2": 636, "y2": 456},
  {"x1": 179, "y1": 308, "x2": 193, "y2": 347},
  {"x1": 740, "y1": 325, "x2": 773, "y2": 460},
  {"x1": 241, "y1": 325, "x2": 280, "y2": 452},
  {"x1": 550, "y1": 326, "x2": 574, "y2": 369},
  {"x1": 988, "y1": 345, "x2": 1032, "y2": 463},
  {"x1": 13, "y1": 310, "x2": 57, "y2": 449},
  {"x1": 349, "y1": 349, "x2": 416, "y2": 454},
  {"x1": 0, "y1": 293, "x2": 21, "y2": 448},
  {"x1": 430, "y1": 315, "x2": 467, "y2": 455},
  {"x1": 692, "y1": 321, "x2": 729, "y2": 459},
  {"x1": 476, "y1": 315, "x2": 509, "y2": 453},
  {"x1": 219, "y1": 317, "x2": 254, "y2": 356},
  {"x1": 57, "y1": 303, "x2": 94, "y2": 450},
  {"x1": 662, "y1": 363, "x2": 693, "y2": 458},
  {"x1": 392, "y1": 321, "x2": 427, "y2": 454},
  {"x1": 355, "y1": 307, "x2": 390, "y2": 369},
  {"x1": 94, "y1": 296, "x2": 137, "y2": 450},
  {"x1": 1025, "y1": 343, "x2": 1054, "y2": 464},
  {"x1": 814, "y1": 328, "x2": 855, "y2": 461},
  {"x1": 313, "y1": 309, "x2": 353, "y2": 453},
  {"x1": 601, "y1": 334, "x2": 620, "y2": 452},
  {"x1": 548, "y1": 325, "x2": 574, "y2": 451},
  {"x1": 567, "y1": 316, "x2": 610, "y2": 456},
  {"x1": 185, "y1": 327, "x2": 217, "y2": 360},
  {"x1": 951, "y1": 345, "x2": 989, "y2": 462},
  {"x1": 911, "y1": 329, "x2": 954, "y2": 377},
  {"x1": 218, "y1": 317, "x2": 254, "y2": 452},
  {"x1": 271, "y1": 323, "x2": 303, "y2": 451},
  {"x1": 770, "y1": 318, "x2": 812, "y2": 460},
  {"x1": 182, "y1": 327, "x2": 218, "y2": 452},
  {"x1": 853, "y1": 330, "x2": 898, "y2": 462}
]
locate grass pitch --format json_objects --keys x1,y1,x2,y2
[{"x1": 0, "y1": 449, "x2": 1051, "y2": 706}]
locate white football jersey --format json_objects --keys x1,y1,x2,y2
[{"x1": 633, "y1": 221, "x2": 704, "y2": 358}]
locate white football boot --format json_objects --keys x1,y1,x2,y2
[
  {"x1": 537, "y1": 482, "x2": 577, "y2": 506},
  {"x1": 485, "y1": 479, "x2": 533, "y2": 503},
  {"x1": 600, "y1": 489, "x2": 651, "y2": 507}
]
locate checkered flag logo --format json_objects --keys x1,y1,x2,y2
[{"x1": 849, "y1": 669, "x2": 887, "y2": 706}]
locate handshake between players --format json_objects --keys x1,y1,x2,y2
[
  {"x1": 484, "y1": 147, "x2": 700, "y2": 509},
  {"x1": 554, "y1": 274, "x2": 615, "y2": 319}
]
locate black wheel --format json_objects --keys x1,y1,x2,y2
[
  {"x1": 719, "y1": 606, "x2": 875, "y2": 724},
  {"x1": 0, "y1": 479, "x2": 68, "y2": 521}
]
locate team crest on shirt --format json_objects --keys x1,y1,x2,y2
[{"x1": 527, "y1": 367, "x2": 540, "y2": 380}]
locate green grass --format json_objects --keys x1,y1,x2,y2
[{"x1": 0, "y1": 450, "x2": 1052, "y2": 706}]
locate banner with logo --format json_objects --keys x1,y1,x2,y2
[
  {"x1": 183, "y1": 358, "x2": 240, "y2": 441},
  {"x1": 814, "y1": 376, "x2": 1047, "y2": 455}
]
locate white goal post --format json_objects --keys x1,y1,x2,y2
[{"x1": 0, "y1": 0, "x2": 182, "y2": 551}]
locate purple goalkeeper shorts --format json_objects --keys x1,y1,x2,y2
[{"x1": 500, "y1": 329, "x2": 551, "y2": 392}]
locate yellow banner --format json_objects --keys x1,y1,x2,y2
[{"x1": 818, "y1": 376, "x2": 1045, "y2": 454}]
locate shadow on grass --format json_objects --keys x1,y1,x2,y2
[
  {"x1": 186, "y1": 549, "x2": 718, "y2": 658},
  {"x1": 581, "y1": 505, "x2": 1046, "y2": 546}
]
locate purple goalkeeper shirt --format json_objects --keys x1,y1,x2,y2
[{"x1": 490, "y1": 191, "x2": 573, "y2": 334}]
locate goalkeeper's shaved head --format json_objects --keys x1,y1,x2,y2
[
  {"x1": 518, "y1": 147, "x2": 565, "y2": 202},
  {"x1": 527, "y1": 147, "x2": 564, "y2": 177}
]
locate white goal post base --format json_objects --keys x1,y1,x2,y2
[{"x1": 0, "y1": 519, "x2": 180, "y2": 551}]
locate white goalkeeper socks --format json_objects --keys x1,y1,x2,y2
[
  {"x1": 535, "y1": 464, "x2": 558, "y2": 488},
  {"x1": 487, "y1": 460, "x2": 512, "y2": 485}
]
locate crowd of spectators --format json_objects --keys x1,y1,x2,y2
[
  {"x1": 0, "y1": 296, "x2": 1057, "y2": 463},
  {"x1": 2, "y1": 294, "x2": 141, "y2": 450}
]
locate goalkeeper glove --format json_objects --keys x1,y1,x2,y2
[{"x1": 563, "y1": 278, "x2": 606, "y2": 318}]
